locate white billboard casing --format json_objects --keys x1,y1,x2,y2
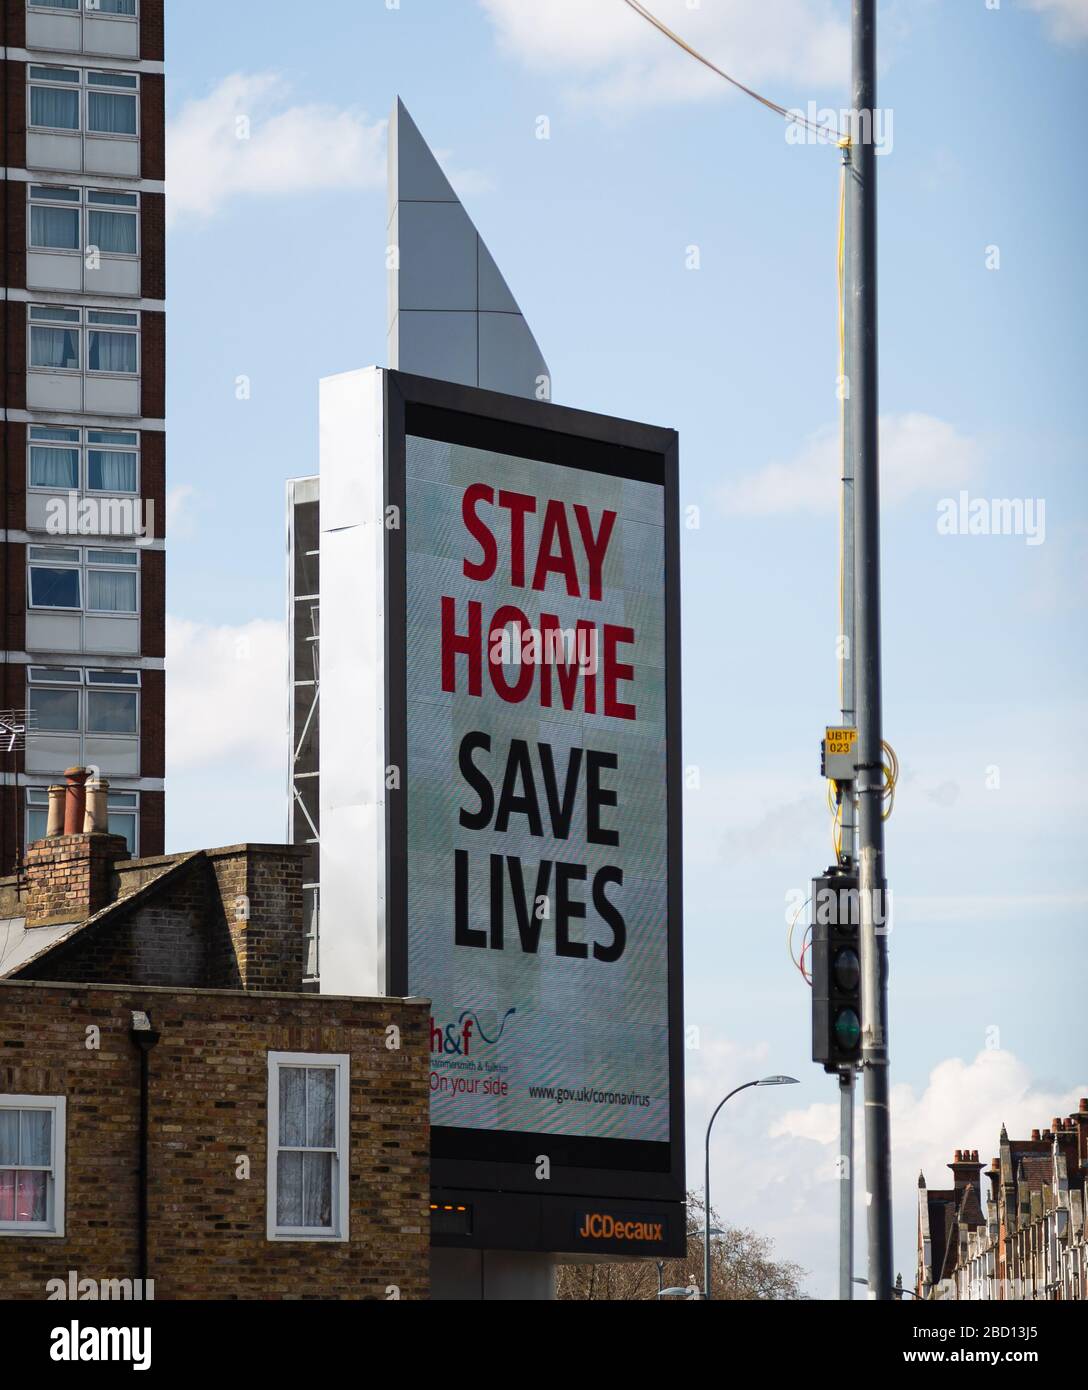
[{"x1": 321, "y1": 368, "x2": 672, "y2": 1148}]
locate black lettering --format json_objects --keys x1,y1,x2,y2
[
  {"x1": 592, "y1": 867, "x2": 626, "y2": 962},
  {"x1": 458, "y1": 732, "x2": 494, "y2": 830},
  {"x1": 495, "y1": 739, "x2": 543, "y2": 836},
  {"x1": 507, "y1": 857, "x2": 552, "y2": 953},
  {"x1": 586, "y1": 750, "x2": 619, "y2": 847},
  {"x1": 454, "y1": 849, "x2": 487, "y2": 947},
  {"x1": 555, "y1": 861, "x2": 588, "y2": 958},
  {"x1": 538, "y1": 743, "x2": 582, "y2": 841}
]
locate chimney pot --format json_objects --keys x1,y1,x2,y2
[
  {"x1": 1080, "y1": 1099, "x2": 1088, "y2": 1115},
  {"x1": 1031, "y1": 1129, "x2": 1040, "y2": 1141},
  {"x1": 45, "y1": 784, "x2": 67, "y2": 839},
  {"x1": 83, "y1": 778, "x2": 110, "y2": 835},
  {"x1": 63, "y1": 767, "x2": 91, "y2": 836},
  {"x1": 955, "y1": 1149, "x2": 962, "y2": 1162}
]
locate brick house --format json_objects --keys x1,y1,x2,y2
[
  {"x1": 917, "y1": 1108, "x2": 1088, "y2": 1301},
  {"x1": 0, "y1": 773, "x2": 430, "y2": 1300}
]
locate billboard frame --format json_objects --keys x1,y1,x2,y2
[{"x1": 383, "y1": 368, "x2": 685, "y2": 1252}]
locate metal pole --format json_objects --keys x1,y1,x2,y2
[
  {"x1": 848, "y1": 0, "x2": 894, "y2": 1300},
  {"x1": 839, "y1": 1068, "x2": 854, "y2": 1300},
  {"x1": 704, "y1": 1082, "x2": 756, "y2": 1300}
]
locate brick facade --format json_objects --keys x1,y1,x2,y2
[
  {"x1": 0, "y1": 981, "x2": 430, "y2": 1300},
  {"x1": 23, "y1": 832, "x2": 130, "y2": 929}
]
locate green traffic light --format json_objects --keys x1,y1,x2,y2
[{"x1": 834, "y1": 1008, "x2": 861, "y2": 1052}]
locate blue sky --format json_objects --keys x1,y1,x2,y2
[{"x1": 162, "y1": 0, "x2": 1087, "y2": 1295}]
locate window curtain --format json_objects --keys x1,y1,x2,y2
[
  {"x1": 99, "y1": 0, "x2": 137, "y2": 13},
  {"x1": 41, "y1": 0, "x2": 79, "y2": 9},
  {"x1": 88, "y1": 449, "x2": 136, "y2": 491},
  {"x1": 30, "y1": 205, "x2": 79, "y2": 250},
  {"x1": 30, "y1": 87, "x2": 79, "y2": 130},
  {"x1": 88, "y1": 331, "x2": 137, "y2": 374},
  {"x1": 107, "y1": 810, "x2": 136, "y2": 852},
  {"x1": 30, "y1": 326, "x2": 79, "y2": 370},
  {"x1": 277, "y1": 1067, "x2": 335, "y2": 1228},
  {"x1": 30, "y1": 446, "x2": 79, "y2": 488},
  {"x1": 88, "y1": 92, "x2": 137, "y2": 136},
  {"x1": 88, "y1": 210, "x2": 137, "y2": 255},
  {"x1": 88, "y1": 569, "x2": 137, "y2": 613}
]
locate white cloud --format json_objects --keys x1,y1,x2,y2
[
  {"x1": 166, "y1": 73, "x2": 386, "y2": 225},
  {"x1": 166, "y1": 616, "x2": 286, "y2": 771},
  {"x1": 1024, "y1": 0, "x2": 1088, "y2": 43},
  {"x1": 166, "y1": 485, "x2": 196, "y2": 538},
  {"x1": 718, "y1": 413, "x2": 979, "y2": 516},
  {"x1": 478, "y1": 0, "x2": 848, "y2": 109}
]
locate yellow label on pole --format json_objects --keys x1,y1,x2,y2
[{"x1": 825, "y1": 727, "x2": 858, "y2": 757}]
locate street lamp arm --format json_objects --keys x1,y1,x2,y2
[{"x1": 703, "y1": 1081, "x2": 760, "y2": 1301}]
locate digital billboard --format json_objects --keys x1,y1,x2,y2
[
  {"x1": 404, "y1": 434, "x2": 669, "y2": 1144},
  {"x1": 320, "y1": 368, "x2": 684, "y2": 1253}
]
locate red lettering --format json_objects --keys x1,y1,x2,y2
[
  {"x1": 574, "y1": 505, "x2": 617, "y2": 602},
  {"x1": 532, "y1": 499, "x2": 580, "y2": 597},
  {"x1": 498, "y1": 490, "x2": 537, "y2": 588},
  {"x1": 603, "y1": 625, "x2": 636, "y2": 720},
  {"x1": 462, "y1": 484, "x2": 497, "y2": 581},
  {"x1": 488, "y1": 605, "x2": 535, "y2": 704},
  {"x1": 441, "y1": 597, "x2": 482, "y2": 696},
  {"x1": 539, "y1": 614, "x2": 597, "y2": 714}
]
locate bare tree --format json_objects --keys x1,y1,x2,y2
[{"x1": 556, "y1": 1192, "x2": 807, "y2": 1301}]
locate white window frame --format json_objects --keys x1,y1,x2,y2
[
  {"x1": 27, "y1": 65, "x2": 140, "y2": 141},
  {"x1": 27, "y1": 664, "x2": 140, "y2": 743},
  {"x1": 28, "y1": 184, "x2": 140, "y2": 267},
  {"x1": 29, "y1": 0, "x2": 139, "y2": 17},
  {"x1": 266, "y1": 1052, "x2": 350, "y2": 1243},
  {"x1": 27, "y1": 544, "x2": 141, "y2": 617},
  {"x1": 28, "y1": 425, "x2": 140, "y2": 497},
  {"x1": 0, "y1": 1095, "x2": 66, "y2": 1238},
  {"x1": 28, "y1": 304, "x2": 141, "y2": 379}
]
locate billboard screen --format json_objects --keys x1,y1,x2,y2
[
  {"x1": 321, "y1": 368, "x2": 684, "y2": 1249},
  {"x1": 404, "y1": 432, "x2": 670, "y2": 1143}
]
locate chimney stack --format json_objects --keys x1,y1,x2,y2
[{"x1": 24, "y1": 770, "x2": 129, "y2": 928}]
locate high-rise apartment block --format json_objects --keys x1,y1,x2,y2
[{"x1": 0, "y1": 0, "x2": 165, "y2": 873}]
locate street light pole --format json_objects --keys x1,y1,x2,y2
[
  {"x1": 703, "y1": 1076, "x2": 798, "y2": 1300},
  {"x1": 848, "y1": 0, "x2": 895, "y2": 1301}
]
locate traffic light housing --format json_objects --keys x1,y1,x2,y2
[{"x1": 811, "y1": 869, "x2": 861, "y2": 1073}]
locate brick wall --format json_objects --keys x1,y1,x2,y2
[
  {"x1": 141, "y1": 193, "x2": 165, "y2": 301},
  {"x1": 3, "y1": 178, "x2": 25, "y2": 291},
  {"x1": 0, "y1": 982, "x2": 430, "y2": 1300},
  {"x1": 139, "y1": 0, "x2": 165, "y2": 64},
  {"x1": 2, "y1": 535, "x2": 25, "y2": 652},
  {"x1": 140, "y1": 310, "x2": 165, "y2": 421},
  {"x1": 2, "y1": 420, "x2": 26, "y2": 530},
  {"x1": 23, "y1": 833, "x2": 130, "y2": 928},
  {"x1": 141, "y1": 548, "x2": 164, "y2": 658},
  {"x1": 2, "y1": 60, "x2": 25, "y2": 175},
  {"x1": 14, "y1": 843, "x2": 308, "y2": 993},
  {"x1": 138, "y1": 790, "x2": 164, "y2": 860},
  {"x1": 140, "y1": 75, "x2": 165, "y2": 182},
  {"x1": 2, "y1": 0, "x2": 26, "y2": 50},
  {"x1": 141, "y1": 429, "x2": 165, "y2": 540},
  {"x1": 140, "y1": 667, "x2": 164, "y2": 779},
  {"x1": 1, "y1": 298, "x2": 26, "y2": 410}
]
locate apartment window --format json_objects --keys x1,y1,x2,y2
[
  {"x1": 88, "y1": 71, "x2": 138, "y2": 136},
  {"x1": 29, "y1": 305, "x2": 80, "y2": 370},
  {"x1": 28, "y1": 65, "x2": 139, "y2": 137},
  {"x1": 29, "y1": 426, "x2": 139, "y2": 495},
  {"x1": 28, "y1": 66, "x2": 80, "y2": 131},
  {"x1": 28, "y1": 545, "x2": 139, "y2": 613},
  {"x1": 267, "y1": 1053, "x2": 349, "y2": 1241},
  {"x1": 25, "y1": 785, "x2": 138, "y2": 851},
  {"x1": 29, "y1": 305, "x2": 140, "y2": 376},
  {"x1": 30, "y1": 0, "x2": 138, "y2": 11},
  {"x1": 29, "y1": 185, "x2": 139, "y2": 258},
  {"x1": 28, "y1": 665, "x2": 139, "y2": 736},
  {"x1": 0, "y1": 1096, "x2": 66, "y2": 1237}
]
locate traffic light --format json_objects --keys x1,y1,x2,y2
[{"x1": 811, "y1": 869, "x2": 861, "y2": 1072}]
